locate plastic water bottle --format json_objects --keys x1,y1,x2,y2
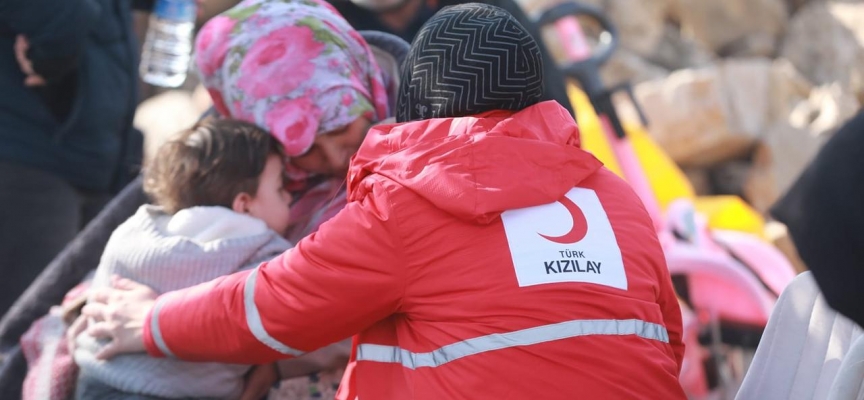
[{"x1": 140, "y1": 0, "x2": 197, "y2": 88}]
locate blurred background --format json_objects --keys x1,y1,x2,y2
[
  {"x1": 110, "y1": 0, "x2": 864, "y2": 398},
  {"x1": 137, "y1": 0, "x2": 863, "y2": 269}
]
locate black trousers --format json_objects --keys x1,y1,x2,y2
[
  {"x1": 0, "y1": 161, "x2": 108, "y2": 317},
  {"x1": 0, "y1": 175, "x2": 145, "y2": 399}
]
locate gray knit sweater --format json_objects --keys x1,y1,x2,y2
[{"x1": 74, "y1": 205, "x2": 292, "y2": 399}]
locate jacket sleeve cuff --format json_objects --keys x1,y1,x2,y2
[{"x1": 143, "y1": 295, "x2": 172, "y2": 358}]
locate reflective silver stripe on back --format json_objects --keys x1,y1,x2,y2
[
  {"x1": 150, "y1": 295, "x2": 176, "y2": 358},
  {"x1": 244, "y1": 268, "x2": 305, "y2": 356},
  {"x1": 357, "y1": 318, "x2": 669, "y2": 369}
]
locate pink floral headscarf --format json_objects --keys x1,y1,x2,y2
[{"x1": 195, "y1": 0, "x2": 390, "y2": 157}]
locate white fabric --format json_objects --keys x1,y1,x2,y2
[
  {"x1": 242, "y1": 267, "x2": 305, "y2": 356},
  {"x1": 736, "y1": 272, "x2": 864, "y2": 400},
  {"x1": 164, "y1": 206, "x2": 268, "y2": 242},
  {"x1": 827, "y1": 336, "x2": 864, "y2": 400}
]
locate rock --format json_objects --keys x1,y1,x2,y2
[
  {"x1": 708, "y1": 161, "x2": 753, "y2": 196},
  {"x1": 634, "y1": 67, "x2": 737, "y2": 167},
  {"x1": 601, "y1": 48, "x2": 669, "y2": 85},
  {"x1": 744, "y1": 123, "x2": 824, "y2": 214},
  {"x1": 648, "y1": 24, "x2": 715, "y2": 70},
  {"x1": 515, "y1": 0, "x2": 604, "y2": 18},
  {"x1": 767, "y1": 58, "x2": 813, "y2": 123},
  {"x1": 744, "y1": 82, "x2": 858, "y2": 214},
  {"x1": 789, "y1": 83, "x2": 861, "y2": 137},
  {"x1": 781, "y1": 1, "x2": 864, "y2": 101},
  {"x1": 743, "y1": 143, "x2": 781, "y2": 214},
  {"x1": 764, "y1": 221, "x2": 809, "y2": 273},
  {"x1": 633, "y1": 59, "x2": 773, "y2": 167},
  {"x1": 632, "y1": 57, "x2": 836, "y2": 168},
  {"x1": 603, "y1": 0, "x2": 668, "y2": 57},
  {"x1": 134, "y1": 90, "x2": 204, "y2": 164},
  {"x1": 683, "y1": 168, "x2": 712, "y2": 195},
  {"x1": 718, "y1": 32, "x2": 778, "y2": 58},
  {"x1": 717, "y1": 58, "x2": 773, "y2": 138},
  {"x1": 675, "y1": 0, "x2": 788, "y2": 54},
  {"x1": 784, "y1": 0, "x2": 815, "y2": 15}
]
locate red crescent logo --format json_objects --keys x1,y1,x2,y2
[{"x1": 538, "y1": 196, "x2": 589, "y2": 244}]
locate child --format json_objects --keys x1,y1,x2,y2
[{"x1": 73, "y1": 119, "x2": 293, "y2": 399}]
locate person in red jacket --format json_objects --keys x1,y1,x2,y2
[{"x1": 82, "y1": 4, "x2": 686, "y2": 399}]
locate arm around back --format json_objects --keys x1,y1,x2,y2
[{"x1": 145, "y1": 182, "x2": 407, "y2": 364}]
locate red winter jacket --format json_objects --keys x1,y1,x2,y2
[{"x1": 143, "y1": 101, "x2": 686, "y2": 400}]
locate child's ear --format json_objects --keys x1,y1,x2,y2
[{"x1": 232, "y1": 192, "x2": 253, "y2": 214}]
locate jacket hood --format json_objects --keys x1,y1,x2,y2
[{"x1": 347, "y1": 101, "x2": 604, "y2": 224}]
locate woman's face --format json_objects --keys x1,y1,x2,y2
[{"x1": 290, "y1": 116, "x2": 372, "y2": 178}]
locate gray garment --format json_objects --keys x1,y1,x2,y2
[
  {"x1": 76, "y1": 370, "x2": 172, "y2": 400},
  {"x1": 75, "y1": 205, "x2": 291, "y2": 399}
]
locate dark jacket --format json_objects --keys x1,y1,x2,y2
[
  {"x1": 327, "y1": 0, "x2": 575, "y2": 115},
  {"x1": 0, "y1": 0, "x2": 140, "y2": 192},
  {"x1": 771, "y1": 111, "x2": 864, "y2": 328}
]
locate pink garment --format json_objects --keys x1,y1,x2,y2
[
  {"x1": 284, "y1": 178, "x2": 347, "y2": 243},
  {"x1": 195, "y1": 0, "x2": 389, "y2": 158},
  {"x1": 20, "y1": 282, "x2": 90, "y2": 400}
]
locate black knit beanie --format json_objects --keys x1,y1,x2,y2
[{"x1": 396, "y1": 3, "x2": 545, "y2": 122}]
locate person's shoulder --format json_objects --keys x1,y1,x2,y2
[
  {"x1": 241, "y1": 232, "x2": 292, "y2": 271},
  {"x1": 580, "y1": 167, "x2": 649, "y2": 217},
  {"x1": 348, "y1": 174, "x2": 432, "y2": 231},
  {"x1": 263, "y1": 230, "x2": 293, "y2": 253},
  {"x1": 108, "y1": 204, "x2": 162, "y2": 237},
  {"x1": 353, "y1": 174, "x2": 420, "y2": 204},
  {"x1": 581, "y1": 166, "x2": 631, "y2": 190}
]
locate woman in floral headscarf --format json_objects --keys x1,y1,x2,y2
[
  {"x1": 192, "y1": 1, "x2": 393, "y2": 398},
  {"x1": 0, "y1": 1, "x2": 395, "y2": 399},
  {"x1": 195, "y1": 0, "x2": 391, "y2": 244}
]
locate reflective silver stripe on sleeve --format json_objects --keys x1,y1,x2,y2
[
  {"x1": 150, "y1": 295, "x2": 176, "y2": 358},
  {"x1": 244, "y1": 268, "x2": 305, "y2": 356},
  {"x1": 357, "y1": 318, "x2": 669, "y2": 369}
]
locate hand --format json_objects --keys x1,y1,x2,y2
[
  {"x1": 240, "y1": 363, "x2": 279, "y2": 400},
  {"x1": 81, "y1": 276, "x2": 159, "y2": 360},
  {"x1": 66, "y1": 314, "x2": 89, "y2": 354},
  {"x1": 13, "y1": 35, "x2": 46, "y2": 87}
]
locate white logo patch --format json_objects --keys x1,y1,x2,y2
[{"x1": 501, "y1": 187, "x2": 627, "y2": 290}]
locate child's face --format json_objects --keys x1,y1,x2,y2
[{"x1": 246, "y1": 155, "x2": 292, "y2": 236}]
